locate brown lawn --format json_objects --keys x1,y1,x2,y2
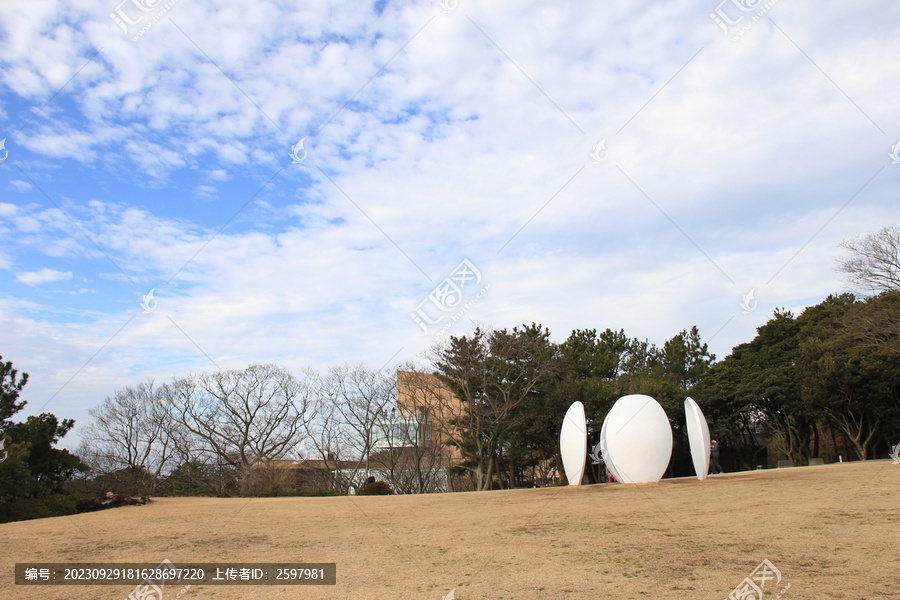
[{"x1": 2, "y1": 460, "x2": 898, "y2": 600}]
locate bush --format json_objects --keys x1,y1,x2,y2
[
  {"x1": 70, "y1": 468, "x2": 158, "y2": 498},
  {"x1": 75, "y1": 493, "x2": 149, "y2": 513},
  {"x1": 357, "y1": 480, "x2": 394, "y2": 495},
  {"x1": 0, "y1": 493, "x2": 85, "y2": 524},
  {"x1": 239, "y1": 462, "x2": 297, "y2": 497},
  {"x1": 293, "y1": 487, "x2": 341, "y2": 497},
  {"x1": 158, "y1": 462, "x2": 238, "y2": 497}
]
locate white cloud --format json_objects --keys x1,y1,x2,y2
[
  {"x1": 194, "y1": 184, "x2": 218, "y2": 199},
  {"x1": 16, "y1": 268, "x2": 73, "y2": 285},
  {"x1": 9, "y1": 180, "x2": 33, "y2": 192}
]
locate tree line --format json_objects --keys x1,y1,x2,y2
[{"x1": 78, "y1": 287, "x2": 900, "y2": 496}]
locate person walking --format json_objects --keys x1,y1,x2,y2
[{"x1": 710, "y1": 439, "x2": 724, "y2": 474}]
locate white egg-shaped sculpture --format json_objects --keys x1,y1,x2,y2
[
  {"x1": 603, "y1": 394, "x2": 673, "y2": 483},
  {"x1": 559, "y1": 401, "x2": 587, "y2": 485},
  {"x1": 599, "y1": 412, "x2": 622, "y2": 482},
  {"x1": 684, "y1": 396, "x2": 711, "y2": 480}
]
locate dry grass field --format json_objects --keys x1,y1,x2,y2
[{"x1": 2, "y1": 460, "x2": 898, "y2": 600}]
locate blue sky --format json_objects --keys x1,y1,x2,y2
[{"x1": 1, "y1": 0, "x2": 898, "y2": 449}]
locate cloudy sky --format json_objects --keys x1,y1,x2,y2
[{"x1": 1, "y1": 0, "x2": 898, "y2": 448}]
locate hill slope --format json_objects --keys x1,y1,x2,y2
[{"x1": 2, "y1": 461, "x2": 898, "y2": 599}]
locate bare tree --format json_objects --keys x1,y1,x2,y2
[
  {"x1": 303, "y1": 374, "x2": 349, "y2": 493},
  {"x1": 837, "y1": 225, "x2": 900, "y2": 295},
  {"x1": 163, "y1": 365, "x2": 311, "y2": 475},
  {"x1": 306, "y1": 365, "x2": 396, "y2": 494},
  {"x1": 79, "y1": 380, "x2": 175, "y2": 494},
  {"x1": 301, "y1": 364, "x2": 448, "y2": 495},
  {"x1": 158, "y1": 403, "x2": 236, "y2": 496},
  {"x1": 333, "y1": 365, "x2": 396, "y2": 492}
]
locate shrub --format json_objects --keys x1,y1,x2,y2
[
  {"x1": 357, "y1": 480, "x2": 394, "y2": 495},
  {"x1": 159, "y1": 462, "x2": 238, "y2": 497},
  {"x1": 293, "y1": 487, "x2": 341, "y2": 497},
  {"x1": 239, "y1": 462, "x2": 297, "y2": 497},
  {"x1": 0, "y1": 493, "x2": 85, "y2": 524},
  {"x1": 75, "y1": 493, "x2": 149, "y2": 513}
]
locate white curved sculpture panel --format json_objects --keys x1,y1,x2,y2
[
  {"x1": 560, "y1": 401, "x2": 587, "y2": 485},
  {"x1": 603, "y1": 394, "x2": 673, "y2": 483},
  {"x1": 599, "y1": 413, "x2": 622, "y2": 482},
  {"x1": 684, "y1": 396, "x2": 711, "y2": 480}
]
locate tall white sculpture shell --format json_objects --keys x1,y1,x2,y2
[
  {"x1": 603, "y1": 394, "x2": 673, "y2": 483},
  {"x1": 599, "y1": 412, "x2": 622, "y2": 482},
  {"x1": 559, "y1": 401, "x2": 587, "y2": 485},
  {"x1": 684, "y1": 396, "x2": 711, "y2": 480}
]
